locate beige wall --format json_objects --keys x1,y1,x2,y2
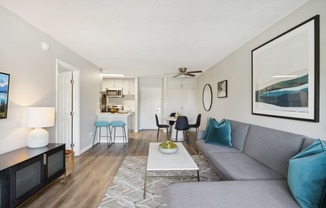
[
  {"x1": 0, "y1": 6, "x2": 101, "y2": 154},
  {"x1": 197, "y1": 0, "x2": 326, "y2": 139}
]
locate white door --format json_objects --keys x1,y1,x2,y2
[
  {"x1": 57, "y1": 71, "x2": 72, "y2": 148},
  {"x1": 56, "y1": 60, "x2": 80, "y2": 155},
  {"x1": 139, "y1": 87, "x2": 162, "y2": 129}
]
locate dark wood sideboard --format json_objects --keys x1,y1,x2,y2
[{"x1": 0, "y1": 143, "x2": 65, "y2": 208}]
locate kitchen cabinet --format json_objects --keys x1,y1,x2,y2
[
  {"x1": 103, "y1": 78, "x2": 123, "y2": 89},
  {"x1": 103, "y1": 78, "x2": 135, "y2": 95},
  {"x1": 122, "y1": 79, "x2": 135, "y2": 95}
]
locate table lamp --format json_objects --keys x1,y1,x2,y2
[{"x1": 27, "y1": 107, "x2": 55, "y2": 148}]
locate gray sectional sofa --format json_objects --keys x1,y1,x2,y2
[{"x1": 167, "y1": 120, "x2": 318, "y2": 208}]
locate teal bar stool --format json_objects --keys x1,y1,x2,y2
[
  {"x1": 92, "y1": 121, "x2": 112, "y2": 147},
  {"x1": 110, "y1": 121, "x2": 128, "y2": 147}
]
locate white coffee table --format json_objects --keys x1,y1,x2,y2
[{"x1": 143, "y1": 142, "x2": 199, "y2": 198}]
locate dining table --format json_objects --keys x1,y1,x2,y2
[{"x1": 165, "y1": 116, "x2": 185, "y2": 141}]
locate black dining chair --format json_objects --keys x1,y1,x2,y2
[
  {"x1": 169, "y1": 112, "x2": 176, "y2": 126},
  {"x1": 169, "y1": 112, "x2": 176, "y2": 134},
  {"x1": 155, "y1": 114, "x2": 169, "y2": 141},
  {"x1": 175, "y1": 116, "x2": 189, "y2": 142},
  {"x1": 189, "y1": 114, "x2": 201, "y2": 135}
]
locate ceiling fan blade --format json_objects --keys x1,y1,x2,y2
[
  {"x1": 171, "y1": 68, "x2": 202, "y2": 78},
  {"x1": 186, "y1": 70, "x2": 202, "y2": 73},
  {"x1": 187, "y1": 73, "x2": 196, "y2": 77}
]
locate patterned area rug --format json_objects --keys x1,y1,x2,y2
[{"x1": 99, "y1": 155, "x2": 220, "y2": 208}]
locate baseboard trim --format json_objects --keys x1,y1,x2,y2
[{"x1": 78, "y1": 144, "x2": 92, "y2": 156}]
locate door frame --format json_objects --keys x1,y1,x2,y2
[{"x1": 55, "y1": 59, "x2": 81, "y2": 156}]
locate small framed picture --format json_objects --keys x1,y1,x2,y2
[{"x1": 217, "y1": 80, "x2": 227, "y2": 98}]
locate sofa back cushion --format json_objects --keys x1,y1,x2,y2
[
  {"x1": 229, "y1": 120, "x2": 250, "y2": 152},
  {"x1": 301, "y1": 137, "x2": 316, "y2": 150},
  {"x1": 243, "y1": 125, "x2": 305, "y2": 177}
]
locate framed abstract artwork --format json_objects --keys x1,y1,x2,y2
[
  {"x1": 0, "y1": 72, "x2": 10, "y2": 119},
  {"x1": 251, "y1": 15, "x2": 319, "y2": 122},
  {"x1": 217, "y1": 80, "x2": 227, "y2": 98}
]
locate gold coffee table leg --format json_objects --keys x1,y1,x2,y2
[{"x1": 143, "y1": 171, "x2": 147, "y2": 198}]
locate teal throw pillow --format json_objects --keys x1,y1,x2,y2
[
  {"x1": 202, "y1": 118, "x2": 217, "y2": 140},
  {"x1": 288, "y1": 139, "x2": 326, "y2": 208},
  {"x1": 205, "y1": 120, "x2": 232, "y2": 148},
  {"x1": 218, "y1": 118, "x2": 226, "y2": 125},
  {"x1": 203, "y1": 118, "x2": 226, "y2": 140}
]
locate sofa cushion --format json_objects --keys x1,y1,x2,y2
[
  {"x1": 167, "y1": 180, "x2": 300, "y2": 208},
  {"x1": 301, "y1": 137, "x2": 315, "y2": 150},
  {"x1": 205, "y1": 120, "x2": 232, "y2": 148},
  {"x1": 288, "y1": 139, "x2": 326, "y2": 208},
  {"x1": 209, "y1": 152, "x2": 284, "y2": 180},
  {"x1": 229, "y1": 120, "x2": 250, "y2": 152},
  {"x1": 243, "y1": 125, "x2": 305, "y2": 177},
  {"x1": 196, "y1": 140, "x2": 240, "y2": 159}
]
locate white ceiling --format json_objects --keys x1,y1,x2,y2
[{"x1": 0, "y1": 0, "x2": 307, "y2": 77}]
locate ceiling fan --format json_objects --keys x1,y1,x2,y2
[{"x1": 173, "y1": 67, "x2": 202, "y2": 78}]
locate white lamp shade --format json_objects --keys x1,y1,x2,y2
[
  {"x1": 27, "y1": 107, "x2": 55, "y2": 148},
  {"x1": 27, "y1": 107, "x2": 55, "y2": 128}
]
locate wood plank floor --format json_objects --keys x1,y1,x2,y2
[{"x1": 19, "y1": 130, "x2": 199, "y2": 208}]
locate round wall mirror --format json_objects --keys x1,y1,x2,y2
[{"x1": 202, "y1": 84, "x2": 213, "y2": 111}]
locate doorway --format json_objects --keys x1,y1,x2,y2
[
  {"x1": 139, "y1": 87, "x2": 162, "y2": 129},
  {"x1": 56, "y1": 59, "x2": 80, "y2": 156}
]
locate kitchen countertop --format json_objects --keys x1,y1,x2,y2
[{"x1": 97, "y1": 112, "x2": 134, "y2": 116}]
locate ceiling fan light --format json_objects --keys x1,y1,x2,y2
[{"x1": 172, "y1": 67, "x2": 202, "y2": 78}]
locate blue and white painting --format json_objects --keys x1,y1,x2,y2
[
  {"x1": 252, "y1": 16, "x2": 318, "y2": 121},
  {"x1": 0, "y1": 72, "x2": 10, "y2": 119},
  {"x1": 255, "y1": 73, "x2": 308, "y2": 111}
]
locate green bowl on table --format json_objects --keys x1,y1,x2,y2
[{"x1": 159, "y1": 140, "x2": 178, "y2": 154}]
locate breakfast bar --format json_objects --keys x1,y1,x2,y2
[{"x1": 96, "y1": 112, "x2": 134, "y2": 143}]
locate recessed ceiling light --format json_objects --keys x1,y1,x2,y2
[{"x1": 102, "y1": 74, "x2": 125, "y2": 77}]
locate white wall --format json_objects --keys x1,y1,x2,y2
[
  {"x1": 0, "y1": 6, "x2": 101, "y2": 154},
  {"x1": 197, "y1": 0, "x2": 326, "y2": 140}
]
